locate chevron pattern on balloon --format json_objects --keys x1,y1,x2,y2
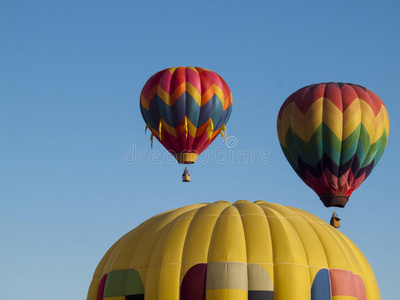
[
  {"x1": 140, "y1": 67, "x2": 233, "y2": 163},
  {"x1": 277, "y1": 82, "x2": 389, "y2": 205}
]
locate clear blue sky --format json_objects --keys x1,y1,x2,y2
[{"x1": 1, "y1": 1, "x2": 399, "y2": 299}]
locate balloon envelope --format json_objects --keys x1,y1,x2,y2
[
  {"x1": 277, "y1": 82, "x2": 389, "y2": 207},
  {"x1": 140, "y1": 67, "x2": 233, "y2": 164},
  {"x1": 87, "y1": 200, "x2": 380, "y2": 300}
]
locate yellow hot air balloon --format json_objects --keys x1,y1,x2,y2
[{"x1": 87, "y1": 201, "x2": 380, "y2": 300}]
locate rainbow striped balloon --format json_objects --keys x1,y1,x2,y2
[
  {"x1": 277, "y1": 83, "x2": 389, "y2": 207},
  {"x1": 140, "y1": 67, "x2": 233, "y2": 164}
]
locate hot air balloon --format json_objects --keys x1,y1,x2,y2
[
  {"x1": 87, "y1": 200, "x2": 381, "y2": 300},
  {"x1": 277, "y1": 82, "x2": 389, "y2": 208},
  {"x1": 140, "y1": 67, "x2": 233, "y2": 169}
]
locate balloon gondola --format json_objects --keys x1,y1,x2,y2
[
  {"x1": 182, "y1": 167, "x2": 190, "y2": 182},
  {"x1": 330, "y1": 211, "x2": 341, "y2": 228}
]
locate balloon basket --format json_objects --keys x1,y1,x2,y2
[
  {"x1": 182, "y1": 174, "x2": 190, "y2": 182},
  {"x1": 330, "y1": 217, "x2": 341, "y2": 228},
  {"x1": 330, "y1": 211, "x2": 341, "y2": 228}
]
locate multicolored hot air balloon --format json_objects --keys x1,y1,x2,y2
[
  {"x1": 140, "y1": 67, "x2": 233, "y2": 164},
  {"x1": 87, "y1": 200, "x2": 381, "y2": 300},
  {"x1": 277, "y1": 82, "x2": 389, "y2": 207}
]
